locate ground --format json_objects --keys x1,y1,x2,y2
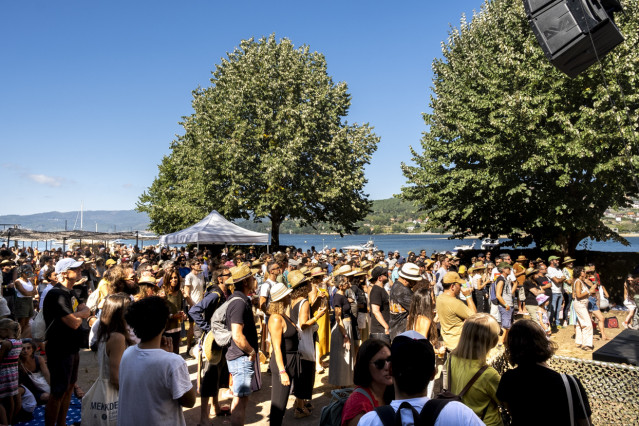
[{"x1": 74, "y1": 310, "x2": 628, "y2": 425}]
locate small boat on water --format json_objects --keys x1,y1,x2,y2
[
  {"x1": 342, "y1": 240, "x2": 377, "y2": 251},
  {"x1": 453, "y1": 241, "x2": 476, "y2": 251},
  {"x1": 481, "y1": 238, "x2": 500, "y2": 250}
]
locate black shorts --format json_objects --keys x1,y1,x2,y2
[
  {"x1": 48, "y1": 352, "x2": 79, "y2": 396},
  {"x1": 200, "y1": 357, "x2": 229, "y2": 397}
]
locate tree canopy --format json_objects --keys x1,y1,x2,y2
[
  {"x1": 138, "y1": 35, "x2": 379, "y2": 245},
  {"x1": 401, "y1": 0, "x2": 639, "y2": 254}
]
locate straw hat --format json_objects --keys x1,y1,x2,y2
[
  {"x1": 299, "y1": 266, "x2": 311, "y2": 276},
  {"x1": 226, "y1": 264, "x2": 252, "y2": 284},
  {"x1": 398, "y1": 263, "x2": 421, "y2": 281},
  {"x1": 202, "y1": 331, "x2": 223, "y2": 365},
  {"x1": 333, "y1": 264, "x2": 352, "y2": 276},
  {"x1": 468, "y1": 263, "x2": 486, "y2": 272},
  {"x1": 562, "y1": 256, "x2": 577, "y2": 264},
  {"x1": 288, "y1": 270, "x2": 309, "y2": 289},
  {"x1": 515, "y1": 255, "x2": 528, "y2": 262},
  {"x1": 310, "y1": 267, "x2": 326, "y2": 277},
  {"x1": 345, "y1": 267, "x2": 364, "y2": 277},
  {"x1": 270, "y1": 282, "x2": 292, "y2": 302},
  {"x1": 138, "y1": 275, "x2": 157, "y2": 286},
  {"x1": 360, "y1": 260, "x2": 372, "y2": 270},
  {"x1": 525, "y1": 267, "x2": 538, "y2": 277}
]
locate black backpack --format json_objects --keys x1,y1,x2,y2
[{"x1": 374, "y1": 364, "x2": 488, "y2": 426}]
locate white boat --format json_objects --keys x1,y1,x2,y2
[
  {"x1": 481, "y1": 238, "x2": 500, "y2": 250},
  {"x1": 453, "y1": 241, "x2": 476, "y2": 251},
  {"x1": 342, "y1": 240, "x2": 377, "y2": 251}
]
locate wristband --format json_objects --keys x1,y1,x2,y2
[{"x1": 279, "y1": 369, "x2": 286, "y2": 375}]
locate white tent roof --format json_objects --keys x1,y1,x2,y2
[{"x1": 159, "y1": 211, "x2": 269, "y2": 245}]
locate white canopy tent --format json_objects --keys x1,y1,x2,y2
[{"x1": 158, "y1": 210, "x2": 270, "y2": 246}]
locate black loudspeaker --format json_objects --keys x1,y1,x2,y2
[{"x1": 523, "y1": 0, "x2": 624, "y2": 77}]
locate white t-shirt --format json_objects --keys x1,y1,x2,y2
[
  {"x1": 118, "y1": 345, "x2": 192, "y2": 426},
  {"x1": 15, "y1": 278, "x2": 34, "y2": 298},
  {"x1": 358, "y1": 396, "x2": 483, "y2": 426},
  {"x1": 184, "y1": 272, "x2": 205, "y2": 305},
  {"x1": 547, "y1": 267, "x2": 564, "y2": 294}
]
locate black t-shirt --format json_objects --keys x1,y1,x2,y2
[
  {"x1": 43, "y1": 284, "x2": 83, "y2": 355},
  {"x1": 497, "y1": 364, "x2": 591, "y2": 426},
  {"x1": 523, "y1": 279, "x2": 540, "y2": 306},
  {"x1": 389, "y1": 282, "x2": 413, "y2": 340},
  {"x1": 535, "y1": 276, "x2": 552, "y2": 297},
  {"x1": 369, "y1": 285, "x2": 390, "y2": 333},
  {"x1": 333, "y1": 293, "x2": 352, "y2": 319},
  {"x1": 225, "y1": 291, "x2": 258, "y2": 361}
]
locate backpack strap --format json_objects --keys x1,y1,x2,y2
[
  {"x1": 374, "y1": 405, "x2": 397, "y2": 426},
  {"x1": 353, "y1": 387, "x2": 375, "y2": 408},
  {"x1": 458, "y1": 365, "x2": 489, "y2": 398},
  {"x1": 419, "y1": 399, "x2": 453, "y2": 425}
]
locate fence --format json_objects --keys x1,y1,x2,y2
[{"x1": 490, "y1": 353, "x2": 639, "y2": 425}]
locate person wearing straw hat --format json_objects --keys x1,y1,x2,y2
[
  {"x1": 468, "y1": 263, "x2": 489, "y2": 313},
  {"x1": 513, "y1": 255, "x2": 528, "y2": 317},
  {"x1": 289, "y1": 270, "x2": 327, "y2": 417},
  {"x1": 389, "y1": 263, "x2": 421, "y2": 341},
  {"x1": 561, "y1": 256, "x2": 577, "y2": 327},
  {"x1": 308, "y1": 267, "x2": 330, "y2": 373},
  {"x1": 266, "y1": 282, "x2": 301, "y2": 424},
  {"x1": 224, "y1": 264, "x2": 260, "y2": 426}
]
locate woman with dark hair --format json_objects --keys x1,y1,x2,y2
[
  {"x1": 340, "y1": 338, "x2": 393, "y2": 426},
  {"x1": 497, "y1": 320, "x2": 592, "y2": 425},
  {"x1": 572, "y1": 267, "x2": 594, "y2": 350},
  {"x1": 407, "y1": 287, "x2": 438, "y2": 347},
  {"x1": 328, "y1": 275, "x2": 356, "y2": 387},
  {"x1": 18, "y1": 339, "x2": 51, "y2": 404},
  {"x1": 14, "y1": 265, "x2": 37, "y2": 338},
  {"x1": 162, "y1": 270, "x2": 186, "y2": 355},
  {"x1": 288, "y1": 270, "x2": 327, "y2": 417}
]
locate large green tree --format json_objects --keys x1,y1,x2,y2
[
  {"x1": 138, "y1": 35, "x2": 379, "y2": 245},
  {"x1": 401, "y1": 0, "x2": 639, "y2": 254}
]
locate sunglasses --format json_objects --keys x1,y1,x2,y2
[
  {"x1": 221, "y1": 273, "x2": 231, "y2": 277},
  {"x1": 371, "y1": 356, "x2": 391, "y2": 370}
]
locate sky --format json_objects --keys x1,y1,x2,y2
[{"x1": 1, "y1": 0, "x2": 484, "y2": 216}]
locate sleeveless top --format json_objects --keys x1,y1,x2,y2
[
  {"x1": 278, "y1": 315, "x2": 299, "y2": 354},
  {"x1": 291, "y1": 299, "x2": 316, "y2": 362}
]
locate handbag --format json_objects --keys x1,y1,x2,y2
[
  {"x1": 20, "y1": 363, "x2": 51, "y2": 394},
  {"x1": 561, "y1": 373, "x2": 591, "y2": 426},
  {"x1": 81, "y1": 378, "x2": 119, "y2": 426},
  {"x1": 296, "y1": 299, "x2": 316, "y2": 361}
]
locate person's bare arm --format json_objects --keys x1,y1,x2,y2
[
  {"x1": 231, "y1": 323, "x2": 255, "y2": 360},
  {"x1": 15, "y1": 280, "x2": 37, "y2": 297},
  {"x1": 60, "y1": 305, "x2": 91, "y2": 329},
  {"x1": 183, "y1": 280, "x2": 194, "y2": 307},
  {"x1": 496, "y1": 280, "x2": 508, "y2": 310},
  {"x1": 268, "y1": 314, "x2": 290, "y2": 386},
  {"x1": 259, "y1": 296, "x2": 268, "y2": 312},
  {"x1": 371, "y1": 304, "x2": 389, "y2": 333},
  {"x1": 461, "y1": 286, "x2": 477, "y2": 313},
  {"x1": 37, "y1": 355, "x2": 51, "y2": 384},
  {"x1": 299, "y1": 299, "x2": 326, "y2": 330},
  {"x1": 106, "y1": 332, "x2": 126, "y2": 389}
]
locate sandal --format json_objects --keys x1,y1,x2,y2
[
  {"x1": 294, "y1": 407, "x2": 311, "y2": 419},
  {"x1": 305, "y1": 401, "x2": 314, "y2": 411}
]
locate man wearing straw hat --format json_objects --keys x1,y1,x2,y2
[
  {"x1": 225, "y1": 264, "x2": 260, "y2": 426},
  {"x1": 561, "y1": 256, "x2": 577, "y2": 327}
]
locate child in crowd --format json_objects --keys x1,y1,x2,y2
[{"x1": 536, "y1": 294, "x2": 551, "y2": 337}]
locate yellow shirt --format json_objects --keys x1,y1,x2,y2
[
  {"x1": 436, "y1": 293, "x2": 472, "y2": 350},
  {"x1": 449, "y1": 356, "x2": 503, "y2": 426}
]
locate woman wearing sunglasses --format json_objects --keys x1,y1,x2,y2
[{"x1": 341, "y1": 338, "x2": 393, "y2": 426}]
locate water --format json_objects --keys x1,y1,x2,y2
[{"x1": 16, "y1": 234, "x2": 639, "y2": 254}]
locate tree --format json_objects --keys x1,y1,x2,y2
[
  {"x1": 401, "y1": 0, "x2": 639, "y2": 254},
  {"x1": 138, "y1": 35, "x2": 379, "y2": 245}
]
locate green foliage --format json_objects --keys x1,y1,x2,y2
[
  {"x1": 138, "y1": 35, "x2": 379, "y2": 244},
  {"x1": 401, "y1": 0, "x2": 639, "y2": 254}
]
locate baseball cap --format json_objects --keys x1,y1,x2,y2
[
  {"x1": 370, "y1": 266, "x2": 388, "y2": 281},
  {"x1": 548, "y1": 255, "x2": 560, "y2": 261},
  {"x1": 55, "y1": 258, "x2": 84, "y2": 274},
  {"x1": 390, "y1": 331, "x2": 435, "y2": 392},
  {"x1": 442, "y1": 271, "x2": 465, "y2": 285}
]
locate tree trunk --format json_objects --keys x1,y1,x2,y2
[{"x1": 270, "y1": 215, "x2": 282, "y2": 247}]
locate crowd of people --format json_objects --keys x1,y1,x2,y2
[{"x1": 0, "y1": 242, "x2": 636, "y2": 425}]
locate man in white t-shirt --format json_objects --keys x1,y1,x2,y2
[
  {"x1": 259, "y1": 262, "x2": 279, "y2": 357},
  {"x1": 119, "y1": 296, "x2": 195, "y2": 426},
  {"x1": 546, "y1": 255, "x2": 566, "y2": 330},
  {"x1": 359, "y1": 330, "x2": 482, "y2": 426},
  {"x1": 184, "y1": 259, "x2": 205, "y2": 355}
]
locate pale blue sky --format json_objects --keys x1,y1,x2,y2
[{"x1": 1, "y1": 0, "x2": 483, "y2": 215}]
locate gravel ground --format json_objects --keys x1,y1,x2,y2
[{"x1": 74, "y1": 310, "x2": 628, "y2": 425}]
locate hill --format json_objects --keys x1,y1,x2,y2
[{"x1": 0, "y1": 210, "x2": 150, "y2": 233}]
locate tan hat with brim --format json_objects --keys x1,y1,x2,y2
[
  {"x1": 288, "y1": 270, "x2": 309, "y2": 289},
  {"x1": 443, "y1": 271, "x2": 466, "y2": 285},
  {"x1": 562, "y1": 256, "x2": 577, "y2": 264},
  {"x1": 310, "y1": 267, "x2": 326, "y2": 277},
  {"x1": 270, "y1": 282, "x2": 293, "y2": 302},
  {"x1": 226, "y1": 264, "x2": 252, "y2": 284},
  {"x1": 333, "y1": 264, "x2": 351, "y2": 276}
]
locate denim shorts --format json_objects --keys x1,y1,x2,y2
[
  {"x1": 587, "y1": 296, "x2": 600, "y2": 312},
  {"x1": 227, "y1": 355, "x2": 254, "y2": 397},
  {"x1": 498, "y1": 305, "x2": 514, "y2": 329}
]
